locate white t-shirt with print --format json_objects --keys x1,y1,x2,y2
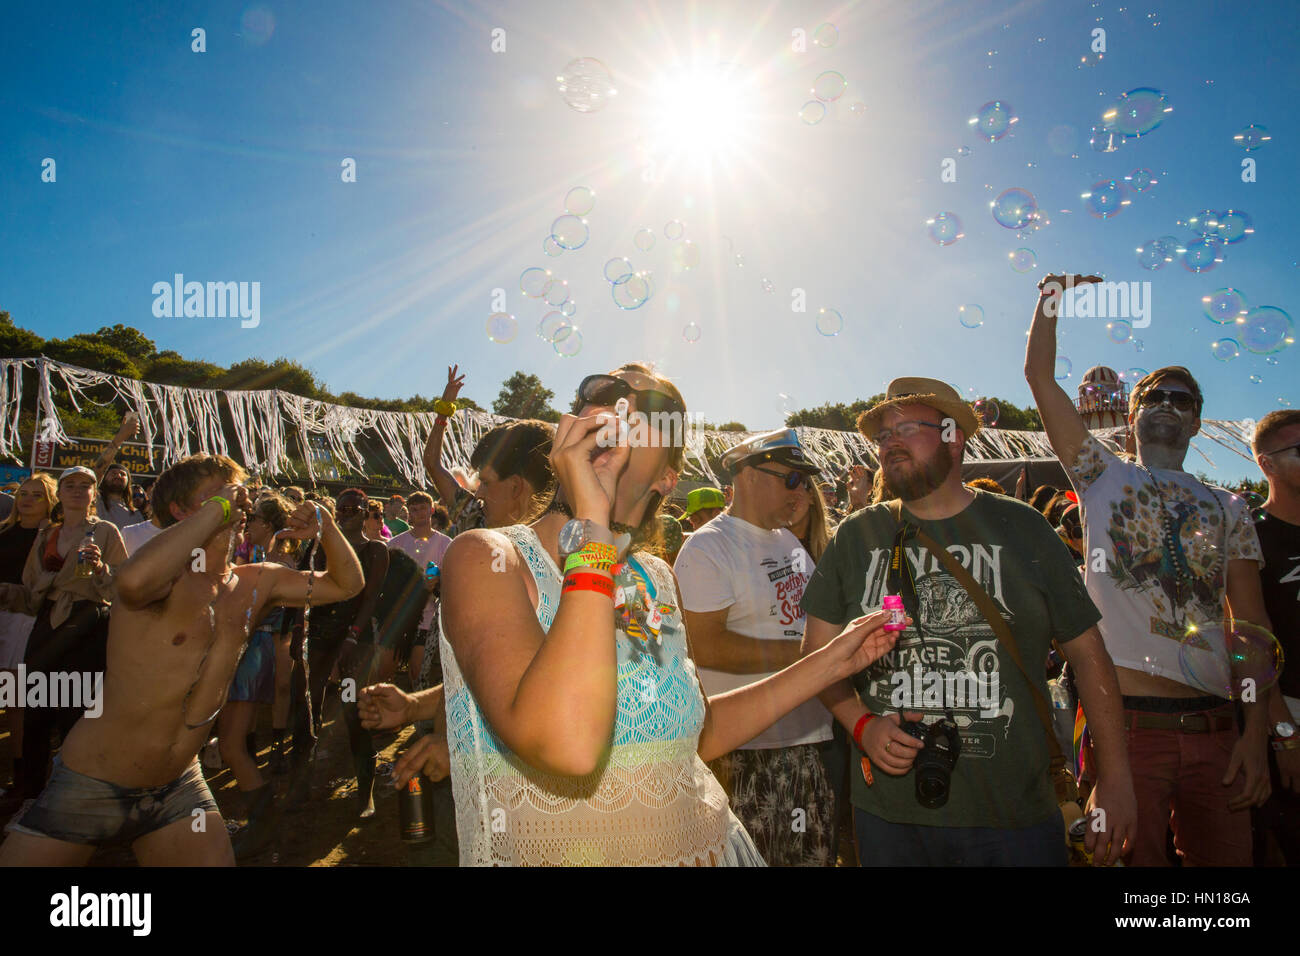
[
  {"x1": 673, "y1": 513, "x2": 830, "y2": 750},
  {"x1": 1067, "y1": 434, "x2": 1263, "y2": 691},
  {"x1": 389, "y1": 528, "x2": 452, "y2": 630}
]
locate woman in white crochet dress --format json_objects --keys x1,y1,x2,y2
[{"x1": 433, "y1": 362, "x2": 901, "y2": 866}]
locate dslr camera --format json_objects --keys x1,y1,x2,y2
[{"x1": 899, "y1": 715, "x2": 962, "y2": 809}]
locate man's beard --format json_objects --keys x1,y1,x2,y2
[
  {"x1": 1135, "y1": 409, "x2": 1193, "y2": 451},
  {"x1": 881, "y1": 444, "x2": 954, "y2": 501}
]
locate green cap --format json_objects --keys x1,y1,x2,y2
[{"x1": 685, "y1": 487, "x2": 726, "y2": 517}]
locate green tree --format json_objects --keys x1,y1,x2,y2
[
  {"x1": 145, "y1": 351, "x2": 224, "y2": 387},
  {"x1": 44, "y1": 336, "x2": 141, "y2": 378},
  {"x1": 493, "y1": 371, "x2": 561, "y2": 422},
  {"x1": 0, "y1": 311, "x2": 45, "y2": 358},
  {"x1": 219, "y1": 358, "x2": 324, "y2": 397},
  {"x1": 95, "y1": 324, "x2": 157, "y2": 364}
]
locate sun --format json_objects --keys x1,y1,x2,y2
[{"x1": 647, "y1": 63, "x2": 752, "y2": 168}]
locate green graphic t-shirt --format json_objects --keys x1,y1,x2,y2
[{"x1": 801, "y1": 490, "x2": 1101, "y2": 828}]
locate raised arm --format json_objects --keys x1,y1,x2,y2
[
  {"x1": 116, "y1": 482, "x2": 252, "y2": 609},
  {"x1": 92, "y1": 411, "x2": 140, "y2": 482},
  {"x1": 1025, "y1": 274, "x2": 1102, "y2": 467},
  {"x1": 262, "y1": 500, "x2": 365, "y2": 608},
  {"x1": 422, "y1": 364, "x2": 466, "y2": 506}
]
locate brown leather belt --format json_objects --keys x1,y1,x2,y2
[{"x1": 1125, "y1": 706, "x2": 1236, "y2": 733}]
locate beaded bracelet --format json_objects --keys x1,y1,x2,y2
[{"x1": 561, "y1": 572, "x2": 615, "y2": 599}]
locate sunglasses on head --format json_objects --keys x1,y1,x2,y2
[
  {"x1": 1138, "y1": 387, "x2": 1197, "y2": 411},
  {"x1": 572, "y1": 374, "x2": 683, "y2": 417},
  {"x1": 751, "y1": 464, "x2": 807, "y2": 490}
]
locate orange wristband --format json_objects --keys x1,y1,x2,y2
[{"x1": 561, "y1": 572, "x2": 615, "y2": 599}]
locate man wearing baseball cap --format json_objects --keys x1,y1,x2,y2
[
  {"x1": 674, "y1": 429, "x2": 835, "y2": 865},
  {"x1": 682, "y1": 486, "x2": 726, "y2": 531},
  {"x1": 799, "y1": 379, "x2": 1135, "y2": 866}
]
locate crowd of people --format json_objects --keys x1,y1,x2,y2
[{"x1": 0, "y1": 277, "x2": 1297, "y2": 867}]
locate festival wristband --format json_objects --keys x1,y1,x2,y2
[
  {"x1": 433, "y1": 399, "x2": 458, "y2": 417},
  {"x1": 205, "y1": 495, "x2": 232, "y2": 525},
  {"x1": 859, "y1": 755, "x2": 875, "y2": 787},
  {"x1": 561, "y1": 572, "x2": 615, "y2": 599},
  {"x1": 852, "y1": 712, "x2": 876, "y2": 751},
  {"x1": 1271, "y1": 737, "x2": 1300, "y2": 752}
]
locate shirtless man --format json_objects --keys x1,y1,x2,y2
[{"x1": 0, "y1": 453, "x2": 363, "y2": 866}]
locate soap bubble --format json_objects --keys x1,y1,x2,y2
[
  {"x1": 1153, "y1": 236, "x2": 1181, "y2": 262},
  {"x1": 550, "y1": 215, "x2": 588, "y2": 250},
  {"x1": 956, "y1": 145, "x2": 972, "y2": 157},
  {"x1": 1009, "y1": 247, "x2": 1037, "y2": 272},
  {"x1": 927, "y1": 212, "x2": 964, "y2": 245},
  {"x1": 816, "y1": 308, "x2": 844, "y2": 336},
  {"x1": 1084, "y1": 179, "x2": 1128, "y2": 218},
  {"x1": 542, "y1": 235, "x2": 563, "y2": 257},
  {"x1": 1215, "y1": 209, "x2": 1254, "y2": 244},
  {"x1": 634, "y1": 228, "x2": 655, "y2": 251},
  {"x1": 612, "y1": 273, "x2": 651, "y2": 309},
  {"x1": 1179, "y1": 620, "x2": 1282, "y2": 700},
  {"x1": 958, "y1": 304, "x2": 985, "y2": 329},
  {"x1": 1233, "y1": 124, "x2": 1271, "y2": 150},
  {"x1": 1136, "y1": 241, "x2": 1168, "y2": 271},
  {"x1": 733, "y1": 253, "x2": 744, "y2": 268},
  {"x1": 1267, "y1": 356, "x2": 1280, "y2": 366},
  {"x1": 1182, "y1": 238, "x2": 1224, "y2": 273},
  {"x1": 799, "y1": 100, "x2": 826, "y2": 125},
  {"x1": 972, "y1": 100, "x2": 1016, "y2": 141},
  {"x1": 1126, "y1": 168, "x2": 1157, "y2": 193},
  {"x1": 538, "y1": 311, "x2": 567, "y2": 341},
  {"x1": 604, "y1": 257, "x2": 633, "y2": 284},
  {"x1": 486, "y1": 312, "x2": 517, "y2": 344},
  {"x1": 992, "y1": 188, "x2": 1038, "y2": 229},
  {"x1": 556, "y1": 58, "x2": 616, "y2": 113},
  {"x1": 812, "y1": 71, "x2": 847, "y2": 102},
  {"x1": 848, "y1": 100, "x2": 866, "y2": 117},
  {"x1": 664, "y1": 219, "x2": 684, "y2": 240},
  {"x1": 1107, "y1": 320, "x2": 1132, "y2": 344},
  {"x1": 775, "y1": 392, "x2": 798, "y2": 423},
  {"x1": 1055, "y1": 356, "x2": 1073, "y2": 380},
  {"x1": 1239, "y1": 307, "x2": 1294, "y2": 355},
  {"x1": 670, "y1": 239, "x2": 700, "y2": 271},
  {"x1": 974, "y1": 398, "x2": 1000, "y2": 427},
  {"x1": 1109, "y1": 87, "x2": 1171, "y2": 137},
  {"x1": 1211, "y1": 338, "x2": 1241, "y2": 362},
  {"x1": 552, "y1": 324, "x2": 583, "y2": 357},
  {"x1": 761, "y1": 277, "x2": 775, "y2": 293},
  {"x1": 564, "y1": 186, "x2": 595, "y2": 216},
  {"x1": 1119, "y1": 366, "x2": 1149, "y2": 384},
  {"x1": 560, "y1": 300, "x2": 577, "y2": 317},
  {"x1": 1201, "y1": 288, "x2": 1248, "y2": 325},
  {"x1": 1250, "y1": 373, "x2": 1263, "y2": 385},
  {"x1": 520, "y1": 267, "x2": 551, "y2": 298},
  {"x1": 1183, "y1": 209, "x2": 1220, "y2": 236},
  {"x1": 542, "y1": 277, "x2": 569, "y2": 307},
  {"x1": 813, "y1": 22, "x2": 838, "y2": 47},
  {"x1": 682, "y1": 322, "x2": 702, "y2": 344},
  {"x1": 1089, "y1": 124, "x2": 1123, "y2": 153}
]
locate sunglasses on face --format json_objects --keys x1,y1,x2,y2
[
  {"x1": 873, "y1": 420, "x2": 945, "y2": 447},
  {"x1": 1138, "y1": 387, "x2": 1197, "y2": 411},
  {"x1": 752, "y1": 465, "x2": 806, "y2": 490},
  {"x1": 572, "y1": 374, "x2": 684, "y2": 418},
  {"x1": 1263, "y1": 442, "x2": 1300, "y2": 459},
  {"x1": 336, "y1": 501, "x2": 367, "y2": 515}
]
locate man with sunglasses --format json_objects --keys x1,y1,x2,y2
[
  {"x1": 674, "y1": 428, "x2": 836, "y2": 865},
  {"x1": 1028, "y1": 274, "x2": 1272, "y2": 866},
  {"x1": 801, "y1": 378, "x2": 1132, "y2": 866},
  {"x1": 1250, "y1": 410, "x2": 1300, "y2": 862}
]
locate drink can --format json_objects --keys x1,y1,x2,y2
[
  {"x1": 399, "y1": 773, "x2": 435, "y2": 844},
  {"x1": 1068, "y1": 816, "x2": 1092, "y2": 865}
]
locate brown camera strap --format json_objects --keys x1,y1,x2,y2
[{"x1": 886, "y1": 499, "x2": 1067, "y2": 767}]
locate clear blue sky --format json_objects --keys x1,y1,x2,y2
[{"x1": 2, "y1": 0, "x2": 1296, "y2": 483}]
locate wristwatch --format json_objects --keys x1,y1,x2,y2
[
  {"x1": 558, "y1": 519, "x2": 614, "y2": 559},
  {"x1": 1273, "y1": 721, "x2": 1296, "y2": 739}
]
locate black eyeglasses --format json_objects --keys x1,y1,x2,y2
[
  {"x1": 751, "y1": 465, "x2": 806, "y2": 490},
  {"x1": 572, "y1": 374, "x2": 684, "y2": 417},
  {"x1": 1262, "y1": 442, "x2": 1300, "y2": 459},
  {"x1": 1138, "y1": 387, "x2": 1197, "y2": 411}
]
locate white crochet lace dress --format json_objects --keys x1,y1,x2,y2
[{"x1": 439, "y1": 524, "x2": 764, "y2": 866}]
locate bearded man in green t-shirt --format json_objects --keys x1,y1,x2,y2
[{"x1": 800, "y1": 377, "x2": 1136, "y2": 866}]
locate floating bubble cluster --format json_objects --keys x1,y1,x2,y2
[
  {"x1": 604, "y1": 257, "x2": 633, "y2": 284},
  {"x1": 520, "y1": 267, "x2": 550, "y2": 297}
]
